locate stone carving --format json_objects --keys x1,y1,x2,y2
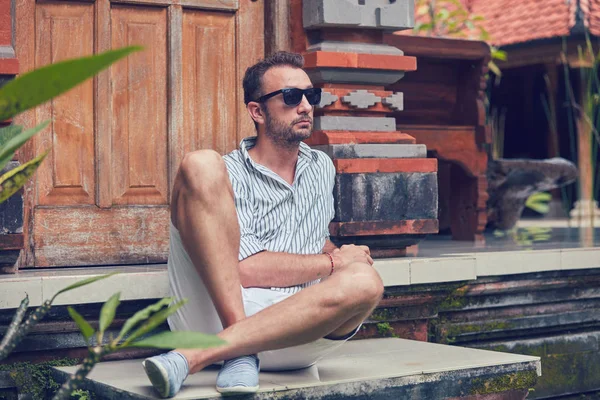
[
  {"x1": 318, "y1": 91, "x2": 339, "y2": 108},
  {"x1": 342, "y1": 90, "x2": 381, "y2": 109},
  {"x1": 303, "y1": 0, "x2": 414, "y2": 31},
  {"x1": 486, "y1": 157, "x2": 578, "y2": 230},
  {"x1": 383, "y1": 92, "x2": 404, "y2": 111}
]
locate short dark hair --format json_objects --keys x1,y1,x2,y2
[{"x1": 243, "y1": 51, "x2": 304, "y2": 105}]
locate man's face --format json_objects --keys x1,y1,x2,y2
[{"x1": 259, "y1": 66, "x2": 314, "y2": 148}]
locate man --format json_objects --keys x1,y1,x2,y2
[{"x1": 143, "y1": 51, "x2": 383, "y2": 398}]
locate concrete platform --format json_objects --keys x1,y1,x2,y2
[{"x1": 53, "y1": 338, "x2": 541, "y2": 399}]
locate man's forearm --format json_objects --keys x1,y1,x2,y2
[
  {"x1": 322, "y1": 239, "x2": 338, "y2": 254},
  {"x1": 239, "y1": 251, "x2": 332, "y2": 288}
]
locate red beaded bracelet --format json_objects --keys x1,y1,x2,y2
[{"x1": 324, "y1": 252, "x2": 335, "y2": 276}]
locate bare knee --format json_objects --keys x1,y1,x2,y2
[
  {"x1": 354, "y1": 265, "x2": 384, "y2": 307},
  {"x1": 178, "y1": 150, "x2": 229, "y2": 196},
  {"x1": 326, "y1": 264, "x2": 384, "y2": 311}
]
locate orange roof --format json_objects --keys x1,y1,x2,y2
[{"x1": 408, "y1": 0, "x2": 600, "y2": 47}]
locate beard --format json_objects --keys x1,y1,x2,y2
[{"x1": 263, "y1": 108, "x2": 312, "y2": 149}]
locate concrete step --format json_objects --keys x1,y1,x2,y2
[{"x1": 53, "y1": 338, "x2": 541, "y2": 399}]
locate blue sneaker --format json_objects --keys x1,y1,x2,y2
[
  {"x1": 143, "y1": 351, "x2": 189, "y2": 398},
  {"x1": 216, "y1": 354, "x2": 260, "y2": 395}
]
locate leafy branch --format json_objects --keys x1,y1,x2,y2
[{"x1": 53, "y1": 295, "x2": 224, "y2": 400}]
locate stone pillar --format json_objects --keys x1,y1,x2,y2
[{"x1": 298, "y1": 0, "x2": 438, "y2": 256}]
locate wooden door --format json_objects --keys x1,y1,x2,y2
[{"x1": 15, "y1": 0, "x2": 264, "y2": 267}]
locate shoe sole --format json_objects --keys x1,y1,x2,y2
[
  {"x1": 142, "y1": 359, "x2": 171, "y2": 398},
  {"x1": 216, "y1": 385, "x2": 260, "y2": 395}
]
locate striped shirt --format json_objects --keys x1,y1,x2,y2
[{"x1": 223, "y1": 136, "x2": 335, "y2": 294}]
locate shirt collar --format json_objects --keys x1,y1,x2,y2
[
  {"x1": 239, "y1": 136, "x2": 316, "y2": 169},
  {"x1": 239, "y1": 136, "x2": 317, "y2": 187}
]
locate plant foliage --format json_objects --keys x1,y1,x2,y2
[
  {"x1": 53, "y1": 297, "x2": 225, "y2": 400},
  {"x1": 414, "y1": 0, "x2": 507, "y2": 82}
]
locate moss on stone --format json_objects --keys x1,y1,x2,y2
[
  {"x1": 470, "y1": 370, "x2": 538, "y2": 395},
  {"x1": 439, "y1": 285, "x2": 469, "y2": 310},
  {"x1": 71, "y1": 388, "x2": 95, "y2": 399},
  {"x1": 371, "y1": 308, "x2": 394, "y2": 322},
  {"x1": 376, "y1": 322, "x2": 398, "y2": 338},
  {"x1": 445, "y1": 320, "x2": 513, "y2": 337},
  {"x1": 480, "y1": 337, "x2": 600, "y2": 398},
  {"x1": 0, "y1": 357, "x2": 79, "y2": 399}
]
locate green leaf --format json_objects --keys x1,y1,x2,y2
[
  {"x1": 0, "y1": 150, "x2": 49, "y2": 204},
  {"x1": 117, "y1": 297, "x2": 173, "y2": 341},
  {"x1": 528, "y1": 192, "x2": 552, "y2": 202},
  {"x1": 525, "y1": 192, "x2": 552, "y2": 214},
  {"x1": 129, "y1": 331, "x2": 225, "y2": 350},
  {"x1": 99, "y1": 292, "x2": 121, "y2": 333},
  {"x1": 445, "y1": 0, "x2": 464, "y2": 8},
  {"x1": 492, "y1": 49, "x2": 508, "y2": 61},
  {"x1": 437, "y1": 8, "x2": 450, "y2": 21},
  {"x1": 488, "y1": 61, "x2": 502, "y2": 77},
  {"x1": 478, "y1": 28, "x2": 491, "y2": 42},
  {"x1": 53, "y1": 272, "x2": 119, "y2": 299},
  {"x1": 493, "y1": 230, "x2": 506, "y2": 238},
  {"x1": 0, "y1": 121, "x2": 49, "y2": 172},
  {"x1": 68, "y1": 306, "x2": 95, "y2": 342},
  {"x1": 527, "y1": 202, "x2": 550, "y2": 214},
  {"x1": 414, "y1": 22, "x2": 434, "y2": 33},
  {"x1": 0, "y1": 46, "x2": 142, "y2": 122},
  {"x1": 0, "y1": 125, "x2": 23, "y2": 150},
  {"x1": 123, "y1": 299, "x2": 188, "y2": 346}
]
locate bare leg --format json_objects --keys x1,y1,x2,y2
[
  {"x1": 180, "y1": 261, "x2": 383, "y2": 374},
  {"x1": 171, "y1": 150, "x2": 245, "y2": 328},
  {"x1": 172, "y1": 150, "x2": 383, "y2": 373}
]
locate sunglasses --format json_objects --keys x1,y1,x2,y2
[{"x1": 255, "y1": 87, "x2": 322, "y2": 106}]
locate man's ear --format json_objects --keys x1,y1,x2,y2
[{"x1": 247, "y1": 102, "x2": 265, "y2": 125}]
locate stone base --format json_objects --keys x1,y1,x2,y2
[
  {"x1": 332, "y1": 233, "x2": 430, "y2": 258},
  {"x1": 429, "y1": 268, "x2": 600, "y2": 398},
  {"x1": 570, "y1": 199, "x2": 600, "y2": 219},
  {"x1": 52, "y1": 338, "x2": 540, "y2": 400}
]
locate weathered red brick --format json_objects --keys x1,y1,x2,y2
[
  {"x1": 305, "y1": 131, "x2": 416, "y2": 146},
  {"x1": 329, "y1": 219, "x2": 439, "y2": 236},
  {"x1": 357, "y1": 53, "x2": 417, "y2": 71},
  {"x1": 334, "y1": 158, "x2": 438, "y2": 174},
  {"x1": 0, "y1": 58, "x2": 19, "y2": 75}
]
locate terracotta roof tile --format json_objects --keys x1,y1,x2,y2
[
  {"x1": 471, "y1": 0, "x2": 572, "y2": 46},
  {"x1": 408, "y1": 0, "x2": 592, "y2": 47}
]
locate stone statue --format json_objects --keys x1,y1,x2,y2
[{"x1": 487, "y1": 157, "x2": 578, "y2": 230}]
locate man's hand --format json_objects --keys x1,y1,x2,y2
[{"x1": 331, "y1": 244, "x2": 373, "y2": 272}]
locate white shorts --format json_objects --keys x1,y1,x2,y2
[
  {"x1": 166, "y1": 222, "x2": 359, "y2": 371},
  {"x1": 241, "y1": 287, "x2": 360, "y2": 371}
]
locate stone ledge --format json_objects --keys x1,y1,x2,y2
[
  {"x1": 1, "y1": 247, "x2": 599, "y2": 310},
  {"x1": 0, "y1": 265, "x2": 169, "y2": 309},
  {"x1": 52, "y1": 338, "x2": 540, "y2": 399}
]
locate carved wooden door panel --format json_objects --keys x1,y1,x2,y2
[{"x1": 16, "y1": 0, "x2": 263, "y2": 267}]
